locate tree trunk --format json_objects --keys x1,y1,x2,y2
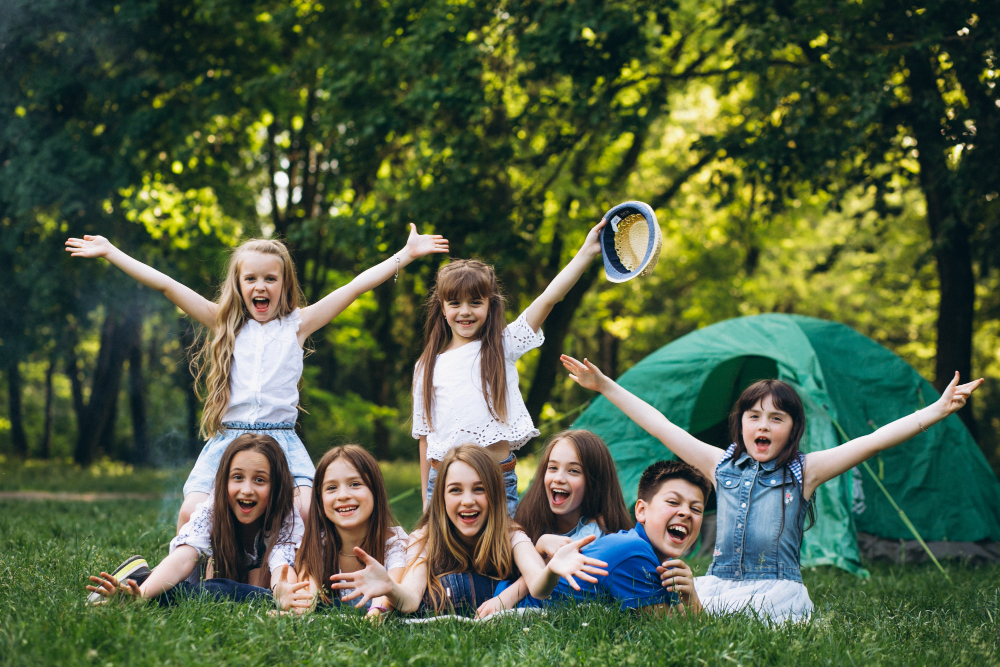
[
  {"x1": 370, "y1": 281, "x2": 397, "y2": 460},
  {"x1": 524, "y1": 263, "x2": 599, "y2": 426},
  {"x1": 129, "y1": 329, "x2": 149, "y2": 465},
  {"x1": 6, "y1": 362, "x2": 28, "y2": 457},
  {"x1": 600, "y1": 328, "x2": 620, "y2": 381},
  {"x1": 40, "y1": 356, "x2": 55, "y2": 458},
  {"x1": 179, "y1": 319, "x2": 201, "y2": 456}
]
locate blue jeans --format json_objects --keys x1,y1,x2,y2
[
  {"x1": 426, "y1": 453, "x2": 518, "y2": 517},
  {"x1": 416, "y1": 572, "x2": 503, "y2": 616},
  {"x1": 154, "y1": 579, "x2": 272, "y2": 606}
]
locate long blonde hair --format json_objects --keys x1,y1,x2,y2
[
  {"x1": 193, "y1": 239, "x2": 305, "y2": 438},
  {"x1": 408, "y1": 444, "x2": 517, "y2": 611},
  {"x1": 415, "y1": 260, "x2": 508, "y2": 430}
]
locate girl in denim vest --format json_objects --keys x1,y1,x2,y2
[{"x1": 560, "y1": 354, "x2": 981, "y2": 622}]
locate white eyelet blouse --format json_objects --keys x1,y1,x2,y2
[
  {"x1": 411, "y1": 311, "x2": 544, "y2": 461},
  {"x1": 222, "y1": 309, "x2": 303, "y2": 426}
]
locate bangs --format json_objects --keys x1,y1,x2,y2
[{"x1": 437, "y1": 265, "x2": 492, "y2": 302}]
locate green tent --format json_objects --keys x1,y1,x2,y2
[{"x1": 572, "y1": 313, "x2": 1000, "y2": 576}]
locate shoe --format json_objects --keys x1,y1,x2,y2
[{"x1": 87, "y1": 555, "x2": 151, "y2": 604}]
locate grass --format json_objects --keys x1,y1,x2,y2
[{"x1": 1, "y1": 463, "x2": 999, "y2": 666}]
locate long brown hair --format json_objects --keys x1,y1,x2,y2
[
  {"x1": 192, "y1": 239, "x2": 305, "y2": 439},
  {"x1": 515, "y1": 430, "x2": 633, "y2": 542},
  {"x1": 295, "y1": 445, "x2": 398, "y2": 603},
  {"x1": 409, "y1": 444, "x2": 517, "y2": 611},
  {"x1": 209, "y1": 433, "x2": 295, "y2": 585},
  {"x1": 415, "y1": 260, "x2": 508, "y2": 430}
]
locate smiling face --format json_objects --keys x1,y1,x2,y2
[
  {"x1": 443, "y1": 460, "x2": 489, "y2": 541},
  {"x1": 442, "y1": 296, "x2": 490, "y2": 343},
  {"x1": 741, "y1": 394, "x2": 794, "y2": 463},
  {"x1": 226, "y1": 450, "x2": 272, "y2": 526},
  {"x1": 635, "y1": 478, "x2": 704, "y2": 561},
  {"x1": 544, "y1": 439, "x2": 587, "y2": 531},
  {"x1": 321, "y1": 457, "x2": 374, "y2": 534},
  {"x1": 239, "y1": 251, "x2": 284, "y2": 323}
]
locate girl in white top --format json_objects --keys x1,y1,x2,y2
[
  {"x1": 86, "y1": 433, "x2": 304, "y2": 605},
  {"x1": 281, "y1": 445, "x2": 409, "y2": 617},
  {"x1": 412, "y1": 218, "x2": 608, "y2": 515},
  {"x1": 329, "y1": 445, "x2": 608, "y2": 616},
  {"x1": 66, "y1": 226, "x2": 448, "y2": 530}
]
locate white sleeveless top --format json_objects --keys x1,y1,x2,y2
[
  {"x1": 221, "y1": 308, "x2": 303, "y2": 426},
  {"x1": 411, "y1": 312, "x2": 544, "y2": 460}
]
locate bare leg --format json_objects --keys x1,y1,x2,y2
[
  {"x1": 177, "y1": 492, "x2": 209, "y2": 533},
  {"x1": 294, "y1": 486, "x2": 311, "y2": 524}
]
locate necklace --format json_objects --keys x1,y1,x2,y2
[{"x1": 339, "y1": 551, "x2": 361, "y2": 559}]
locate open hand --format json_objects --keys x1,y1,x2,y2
[
  {"x1": 65, "y1": 235, "x2": 114, "y2": 259},
  {"x1": 85, "y1": 571, "x2": 142, "y2": 603},
  {"x1": 933, "y1": 372, "x2": 984, "y2": 419},
  {"x1": 405, "y1": 223, "x2": 449, "y2": 260},
  {"x1": 577, "y1": 219, "x2": 607, "y2": 261},
  {"x1": 329, "y1": 547, "x2": 394, "y2": 608},
  {"x1": 272, "y1": 564, "x2": 313, "y2": 613},
  {"x1": 546, "y1": 534, "x2": 608, "y2": 591},
  {"x1": 560, "y1": 355, "x2": 611, "y2": 393}
]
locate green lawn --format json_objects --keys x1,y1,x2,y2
[{"x1": 1, "y1": 462, "x2": 998, "y2": 666}]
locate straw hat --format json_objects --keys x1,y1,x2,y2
[{"x1": 599, "y1": 201, "x2": 662, "y2": 283}]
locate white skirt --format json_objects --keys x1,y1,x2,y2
[{"x1": 694, "y1": 575, "x2": 814, "y2": 624}]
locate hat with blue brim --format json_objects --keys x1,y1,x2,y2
[{"x1": 600, "y1": 201, "x2": 662, "y2": 283}]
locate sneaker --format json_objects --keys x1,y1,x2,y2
[{"x1": 87, "y1": 555, "x2": 151, "y2": 604}]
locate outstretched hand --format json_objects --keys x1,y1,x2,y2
[
  {"x1": 65, "y1": 235, "x2": 114, "y2": 259},
  {"x1": 546, "y1": 534, "x2": 608, "y2": 591},
  {"x1": 933, "y1": 372, "x2": 984, "y2": 419},
  {"x1": 272, "y1": 564, "x2": 313, "y2": 613},
  {"x1": 560, "y1": 355, "x2": 611, "y2": 393},
  {"x1": 329, "y1": 547, "x2": 394, "y2": 608},
  {"x1": 85, "y1": 571, "x2": 142, "y2": 604},
  {"x1": 404, "y1": 223, "x2": 449, "y2": 260},
  {"x1": 577, "y1": 219, "x2": 607, "y2": 261}
]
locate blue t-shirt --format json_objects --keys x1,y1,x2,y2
[{"x1": 534, "y1": 523, "x2": 679, "y2": 610}]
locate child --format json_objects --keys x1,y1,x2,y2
[
  {"x1": 85, "y1": 433, "x2": 304, "y2": 606},
  {"x1": 290, "y1": 445, "x2": 408, "y2": 616},
  {"x1": 476, "y1": 429, "x2": 633, "y2": 617},
  {"x1": 328, "y1": 444, "x2": 608, "y2": 616},
  {"x1": 66, "y1": 226, "x2": 448, "y2": 529},
  {"x1": 561, "y1": 354, "x2": 983, "y2": 622},
  {"x1": 412, "y1": 219, "x2": 606, "y2": 515}
]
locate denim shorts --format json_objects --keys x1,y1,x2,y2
[
  {"x1": 416, "y1": 571, "x2": 503, "y2": 617},
  {"x1": 155, "y1": 579, "x2": 272, "y2": 607},
  {"x1": 426, "y1": 453, "x2": 518, "y2": 517},
  {"x1": 183, "y1": 422, "x2": 315, "y2": 496}
]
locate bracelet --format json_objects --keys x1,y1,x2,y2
[
  {"x1": 370, "y1": 604, "x2": 388, "y2": 614},
  {"x1": 394, "y1": 255, "x2": 400, "y2": 283}
]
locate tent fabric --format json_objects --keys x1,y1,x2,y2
[{"x1": 572, "y1": 313, "x2": 1000, "y2": 577}]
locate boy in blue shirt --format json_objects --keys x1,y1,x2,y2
[{"x1": 541, "y1": 460, "x2": 711, "y2": 615}]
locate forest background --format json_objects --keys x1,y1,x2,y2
[{"x1": 2, "y1": 0, "x2": 999, "y2": 479}]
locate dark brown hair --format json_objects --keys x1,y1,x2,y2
[
  {"x1": 209, "y1": 433, "x2": 295, "y2": 586},
  {"x1": 637, "y1": 459, "x2": 713, "y2": 503},
  {"x1": 408, "y1": 445, "x2": 517, "y2": 611},
  {"x1": 295, "y1": 445, "x2": 398, "y2": 603},
  {"x1": 415, "y1": 260, "x2": 508, "y2": 429},
  {"x1": 515, "y1": 430, "x2": 633, "y2": 541}
]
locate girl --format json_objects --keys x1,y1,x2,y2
[
  {"x1": 291, "y1": 445, "x2": 408, "y2": 616},
  {"x1": 328, "y1": 444, "x2": 609, "y2": 616},
  {"x1": 412, "y1": 219, "x2": 607, "y2": 515},
  {"x1": 560, "y1": 354, "x2": 982, "y2": 623},
  {"x1": 476, "y1": 429, "x2": 634, "y2": 617},
  {"x1": 66, "y1": 225, "x2": 448, "y2": 529},
  {"x1": 86, "y1": 433, "x2": 304, "y2": 606}
]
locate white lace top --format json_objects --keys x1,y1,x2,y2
[
  {"x1": 221, "y1": 308, "x2": 303, "y2": 427},
  {"x1": 412, "y1": 312, "x2": 544, "y2": 460},
  {"x1": 170, "y1": 496, "x2": 304, "y2": 575}
]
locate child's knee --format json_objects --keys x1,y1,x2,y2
[
  {"x1": 177, "y1": 493, "x2": 208, "y2": 533},
  {"x1": 294, "y1": 487, "x2": 311, "y2": 523}
]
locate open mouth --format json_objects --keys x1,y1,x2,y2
[
  {"x1": 754, "y1": 436, "x2": 772, "y2": 451},
  {"x1": 252, "y1": 296, "x2": 270, "y2": 313},
  {"x1": 236, "y1": 499, "x2": 257, "y2": 514},
  {"x1": 334, "y1": 505, "x2": 358, "y2": 516},
  {"x1": 457, "y1": 320, "x2": 476, "y2": 327},
  {"x1": 457, "y1": 509, "x2": 481, "y2": 525},
  {"x1": 666, "y1": 523, "x2": 689, "y2": 543},
  {"x1": 550, "y1": 489, "x2": 570, "y2": 507}
]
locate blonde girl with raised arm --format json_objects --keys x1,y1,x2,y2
[
  {"x1": 66, "y1": 226, "x2": 448, "y2": 530},
  {"x1": 561, "y1": 354, "x2": 982, "y2": 622}
]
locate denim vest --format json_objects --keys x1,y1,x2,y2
[{"x1": 707, "y1": 444, "x2": 809, "y2": 583}]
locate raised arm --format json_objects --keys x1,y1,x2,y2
[
  {"x1": 561, "y1": 355, "x2": 725, "y2": 483},
  {"x1": 522, "y1": 219, "x2": 605, "y2": 332},
  {"x1": 66, "y1": 235, "x2": 217, "y2": 328},
  {"x1": 802, "y1": 372, "x2": 983, "y2": 500},
  {"x1": 298, "y1": 224, "x2": 448, "y2": 343}
]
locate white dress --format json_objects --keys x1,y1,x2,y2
[{"x1": 412, "y1": 312, "x2": 544, "y2": 460}]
